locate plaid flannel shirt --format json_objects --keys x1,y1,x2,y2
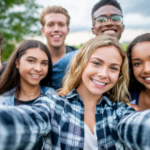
[{"x1": 0, "y1": 89, "x2": 150, "y2": 150}]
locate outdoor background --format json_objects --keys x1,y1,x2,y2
[{"x1": 1, "y1": 0, "x2": 150, "y2": 62}]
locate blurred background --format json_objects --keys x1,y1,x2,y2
[{"x1": 1, "y1": 0, "x2": 150, "y2": 62}]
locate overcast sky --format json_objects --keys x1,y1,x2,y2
[{"x1": 36, "y1": 0, "x2": 150, "y2": 32}]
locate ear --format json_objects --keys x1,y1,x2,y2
[
  {"x1": 15, "y1": 59, "x2": 19, "y2": 69},
  {"x1": 122, "y1": 24, "x2": 125, "y2": 32},
  {"x1": 67, "y1": 27, "x2": 70, "y2": 35},
  {"x1": 92, "y1": 27, "x2": 95, "y2": 35},
  {"x1": 41, "y1": 27, "x2": 45, "y2": 35}
]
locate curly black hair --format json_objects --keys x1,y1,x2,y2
[
  {"x1": 127, "y1": 33, "x2": 150, "y2": 91},
  {"x1": 92, "y1": 0, "x2": 122, "y2": 16}
]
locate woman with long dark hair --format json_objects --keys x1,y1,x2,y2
[
  {"x1": 127, "y1": 33, "x2": 150, "y2": 110},
  {"x1": 0, "y1": 40, "x2": 55, "y2": 150}
]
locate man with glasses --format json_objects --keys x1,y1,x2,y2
[
  {"x1": 92, "y1": 0, "x2": 124, "y2": 40},
  {"x1": 52, "y1": 0, "x2": 125, "y2": 89}
]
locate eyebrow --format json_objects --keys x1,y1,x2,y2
[
  {"x1": 26, "y1": 56, "x2": 48, "y2": 61},
  {"x1": 90, "y1": 57, "x2": 121, "y2": 66},
  {"x1": 132, "y1": 58, "x2": 140, "y2": 61},
  {"x1": 94, "y1": 14, "x2": 121, "y2": 19}
]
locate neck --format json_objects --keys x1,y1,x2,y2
[
  {"x1": 145, "y1": 88, "x2": 150, "y2": 98},
  {"x1": 15, "y1": 81, "x2": 41, "y2": 101},
  {"x1": 46, "y1": 43, "x2": 66, "y2": 64},
  {"x1": 76, "y1": 84, "x2": 102, "y2": 108}
]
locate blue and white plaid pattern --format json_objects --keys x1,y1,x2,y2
[{"x1": 0, "y1": 89, "x2": 150, "y2": 150}]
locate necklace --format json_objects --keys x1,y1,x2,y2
[
  {"x1": 84, "y1": 104, "x2": 95, "y2": 117},
  {"x1": 21, "y1": 87, "x2": 41, "y2": 96}
]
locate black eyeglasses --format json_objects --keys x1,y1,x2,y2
[{"x1": 94, "y1": 15, "x2": 123, "y2": 26}]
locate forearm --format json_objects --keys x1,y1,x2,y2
[
  {"x1": 118, "y1": 109, "x2": 150, "y2": 150},
  {"x1": 0, "y1": 98, "x2": 51, "y2": 150}
]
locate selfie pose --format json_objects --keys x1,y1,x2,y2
[{"x1": 0, "y1": 36, "x2": 150, "y2": 150}]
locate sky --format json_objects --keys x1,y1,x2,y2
[{"x1": 35, "y1": 0, "x2": 150, "y2": 45}]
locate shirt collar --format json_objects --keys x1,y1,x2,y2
[{"x1": 66, "y1": 89, "x2": 114, "y2": 106}]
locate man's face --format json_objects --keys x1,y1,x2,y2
[
  {"x1": 41, "y1": 13, "x2": 69, "y2": 48},
  {"x1": 92, "y1": 5, "x2": 124, "y2": 40}
]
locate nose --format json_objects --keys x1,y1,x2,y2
[
  {"x1": 97, "y1": 66, "x2": 107, "y2": 78},
  {"x1": 34, "y1": 63, "x2": 42, "y2": 72},
  {"x1": 105, "y1": 17, "x2": 113, "y2": 26},
  {"x1": 143, "y1": 62, "x2": 150, "y2": 74},
  {"x1": 53, "y1": 24, "x2": 59, "y2": 31}
]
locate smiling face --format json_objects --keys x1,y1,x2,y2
[
  {"x1": 41, "y1": 13, "x2": 69, "y2": 49},
  {"x1": 78, "y1": 46, "x2": 122, "y2": 98},
  {"x1": 132, "y1": 42, "x2": 150, "y2": 90},
  {"x1": 16, "y1": 48, "x2": 49, "y2": 87},
  {"x1": 92, "y1": 5, "x2": 124, "y2": 40}
]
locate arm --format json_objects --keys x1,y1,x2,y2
[
  {"x1": 118, "y1": 107, "x2": 150, "y2": 150},
  {"x1": 0, "y1": 96, "x2": 51, "y2": 150},
  {"x1": 51, "y1": 50, "x2": 78, "y2": 89}
]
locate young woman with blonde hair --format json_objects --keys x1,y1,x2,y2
[{"x1": 0, "y1": 35, "x2": 150, "y2": 150}]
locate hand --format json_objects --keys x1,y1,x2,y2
[{"x1": 126, "y1": 103, "x2": 144, "y2": 111}]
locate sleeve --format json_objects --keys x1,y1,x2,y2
[
  {"x1": 51, "y1": 50, "x2": 78, "y2": 89},
  {"x1": 0, "y1": 96, "x2": 51, "y2": 150},
  {"x1": 118, "y1": 107, "x2": 150, "y2": 150}
]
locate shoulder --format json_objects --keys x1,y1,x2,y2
[
  {"x1": 65, "y1": 45, "x2": 77, "y2": 53},
  {"x1": 40, "y1": 86, "x2": 56, "y2": 95},
  {"x1": 129, "y1": 90, "x2": 140, "y2": 105},
  {"x1": 0, "y1": 89, "x2": 15, "y2": 106}
]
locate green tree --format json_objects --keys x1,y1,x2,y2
[{"x1": 0, "y1": 0, "x2": 42, "y2": 62}]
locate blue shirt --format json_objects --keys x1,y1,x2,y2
[
  {"x1": 0, "y1": 89, "x2": 150, "y2": 150},
  {"x1": 51, "y1": 50, "x2": 78, "y2": 89}
]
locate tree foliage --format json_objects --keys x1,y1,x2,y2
[{"x1": 0, "y1": 0, "x2": 42, "y2": 62}]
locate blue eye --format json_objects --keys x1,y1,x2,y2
[
  {"x1": 93, "y1": 62, "x2": 100, "y2": 66},
  {"x1": 111, "y1": 67, "x2": 118, "y2": 71}
]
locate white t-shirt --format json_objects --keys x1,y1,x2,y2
[{"x1": 84, "y1": 123, "x2": 98, "y2": 150}]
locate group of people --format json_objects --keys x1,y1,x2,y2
[{"x1": 0, "y1": 0, "x2": 150, "y2": 150}]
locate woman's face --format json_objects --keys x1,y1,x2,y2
[
  {"x1": 79, "y1": 46, "x2": 122, "y2": 98},
  {"x1": 16, "y1": 48, "x2": 48, "y2": 87},
  {"x1": 132, "y1": 42, "x2": 150, "y2": 90}
]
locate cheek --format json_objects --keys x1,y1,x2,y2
[{"x1": 133, "y1": 67, "x2": 141, "y2": 79}]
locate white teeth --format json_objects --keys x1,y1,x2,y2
[
  {"x1": 53, "y1": 35, "x2": 60, "y2": 38},
  {"x1": 145, "y1": 77, "x2": 150, "y2": 80},
  {"x1": 92, "y1": 79, "x2": 106, "y2": 85},
  {"x1": 31, "y1": 75, "x2": 40, "y2": 77},
  {"x1": 104, "y1": 30, "x2": 115, "y2": 34}
]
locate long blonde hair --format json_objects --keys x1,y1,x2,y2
[{"x1": 58, "y1": 35, "x2": 129, "y2": 103}]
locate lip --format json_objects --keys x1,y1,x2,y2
[
  {"x1": 29, "y1": 74, "x2": 41, "y2": 80},
  {"x1": 142, "y1": 77, "x2": 150, "y2": 83},
  {"x1": 91, "y1": 79, "x2": 108, "y2": 88}
]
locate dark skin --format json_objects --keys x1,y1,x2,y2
[{"x1": 92, "y1": 5, "x2": 124, "y2": 40}]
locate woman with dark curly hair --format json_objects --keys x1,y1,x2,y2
[{"x1": 127, "y1": 33, "x2": 150, "y2": 111}]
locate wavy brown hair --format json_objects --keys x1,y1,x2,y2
[
  {"x1": 0, "y1": 40, "x2": 52, "y2": 96},
  {"x1": 127, "y1": 33, "x2": 150, "y2": 91},
  {"x1": 58, "y1": 35, "x2": 129, "y2": 103}
]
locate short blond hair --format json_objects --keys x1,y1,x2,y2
[
  {"x1": 39, "y1": 6, "x2": 70, "y2": 27},
  {"x1": 58, "y1": 35, "x2": 129, "y2": 103}
]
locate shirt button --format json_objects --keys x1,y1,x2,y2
[
  {"x1": 101, "y1": 145, "x2": 105, "y2": 150},
  {"x1": 98, "y1": 124, "x2": 101, "y2": 128},
  {"x1": 97, "y1": 110, "x2": 100, "y2": 113}
]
